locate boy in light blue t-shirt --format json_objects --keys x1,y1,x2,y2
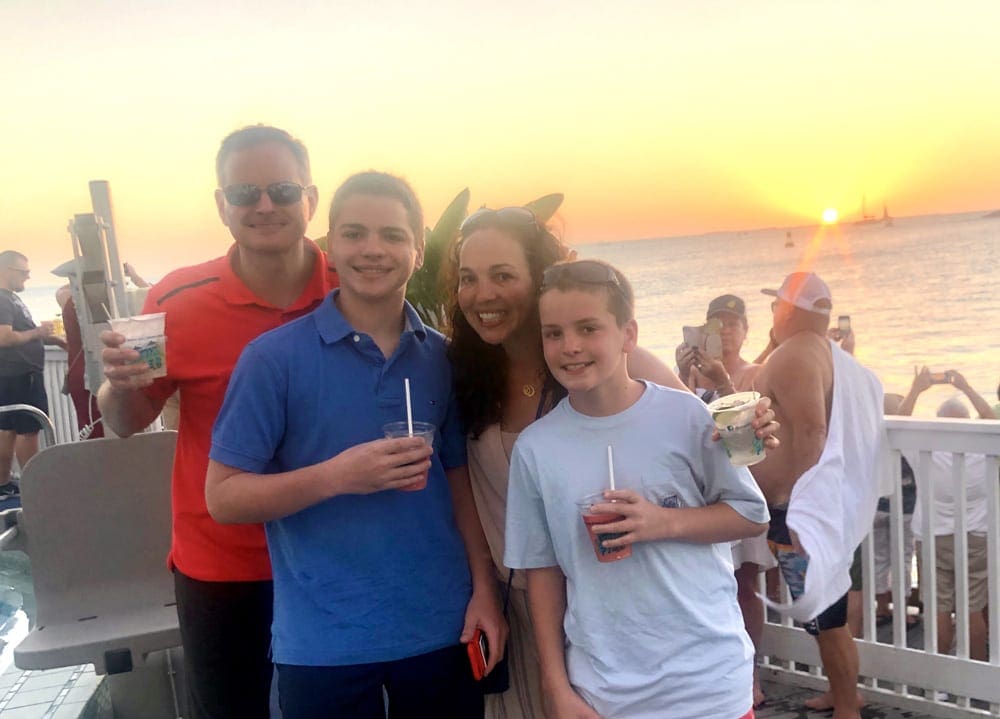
[{"x1": 504, "y1": 259, "x2": 769, "y2": 719}]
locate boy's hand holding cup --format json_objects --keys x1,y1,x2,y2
[
  {"x1": 588, "y1": 489, "x2": 680, "y2": 546},
  {"x1": 331, "y1": 435, "x2": 433, "y2": 495},
  {"x1": 382, "y1": 421, "x2": 435, "y2": 491},
  {"x1": 578, "y1": 491, "x2": 632, "y2": 563},
  {"x1": 578, "y1": 446, "x2": 635, "y2": 563}
]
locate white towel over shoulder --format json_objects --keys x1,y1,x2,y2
[{"x1": 769, "y1": 340, "x2": 885, "y2": 622}]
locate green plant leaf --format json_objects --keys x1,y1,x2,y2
[
  {"x1": 406, "y1": 188, "x2": 470, "y2": 329},
  {"x1": 524, "y1": 193, "x2": 564, "y2": 223}
]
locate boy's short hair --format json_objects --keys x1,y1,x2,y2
[
  {"x1": 539, "y1": 259, "x2": 634, "y2": 326},
  {"x1": 328, "y1": 171, "x2": 424, "y2": 243}
]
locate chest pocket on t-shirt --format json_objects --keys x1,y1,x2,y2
[
  {"x1": 641, "y1": 474, "x2": 687, "y2": 509},
  {"x1": 640, "y1": 453, "x2": 709, "y2": 509}
]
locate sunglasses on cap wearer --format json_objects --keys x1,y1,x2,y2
[
  {"x1": 540, "y1": 260, "x2": 625, "y2": 296},
  {"x1": 459, "y1": 206, "x2": 539, "y2": 237},
  {"x1": 221, "y1": 181, "x2": 311, "y2": 207}
]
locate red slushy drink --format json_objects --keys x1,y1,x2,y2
[{"x1": 577, "y1": 492, "x2": 631, "y2": 563}]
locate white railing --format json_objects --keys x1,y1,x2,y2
[
  {"x1": 42, "y1": 350, "x2": 162, "y2": 445},
  {"x1": 761, "y1": 416, "x2": 1000, "y2": 718},
  {"x1": 42, "y1": 348, "x2": 81, "y2": 446}
]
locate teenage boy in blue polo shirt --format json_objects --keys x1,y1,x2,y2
[{"x1": 206, "y1": 172, "x2": 504, "y2": 718}]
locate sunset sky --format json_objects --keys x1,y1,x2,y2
[{"x1": 4, "y1": 0, "x2": 1000, "y2": 281}]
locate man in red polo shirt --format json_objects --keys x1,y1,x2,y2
[{"x1": 98, "y1": 125, "x2": 338, "y2": 719}]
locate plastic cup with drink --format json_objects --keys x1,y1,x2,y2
[
  {"x1": 109, "y1": 312, "x2": 167, "y2": 378},
  {"x1": 577, "y1": 446, "x2": 632, "y2": 563},
  {"x1": 381, "y1": 378, "x2": 435, "y2": 491},
  {"x1": 51, "y1": 314, "x2": 66, "y2": 340},
  {"x1": 706, "y1": 391, "x2": 765, "y2": 466}
]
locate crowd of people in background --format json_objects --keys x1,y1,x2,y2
[{"x1": 1, "y1": 123, "x2": 997, "y2": 719}]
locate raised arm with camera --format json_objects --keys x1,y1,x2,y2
[
  {"x1": 898, "y1": 366, "x2": 996, "y2": 419},
  {"x1": 826, "y1": 314, "x2": 855, "y2": 355},
  {"x1": 949, "y1": 370, "x2": 997, "y2": 419}
]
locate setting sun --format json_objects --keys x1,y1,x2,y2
[{"x1": 821, "y1": 208, "x2": 839, "y2": 224}]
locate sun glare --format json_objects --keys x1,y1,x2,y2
[{"x1": 821, "y1": 208, "x2": 839, "y2": 224}]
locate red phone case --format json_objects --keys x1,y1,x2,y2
[{"x1": 467, "y1": 628, "x2": 488, "y2": 680}]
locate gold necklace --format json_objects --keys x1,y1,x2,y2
[{"x1": 520, "y1": 367, "x2": 545, "y2": 398}]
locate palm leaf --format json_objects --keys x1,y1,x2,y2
[
  {"x1": 524, "y1": 193, "x2": 564, "y2": 223},
  {"x1": 406, "y1": 188, "x2": 470, "y2": 328}
]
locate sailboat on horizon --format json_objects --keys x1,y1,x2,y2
[{"x1": 853, "y1": 194, "x2": 893, "y2": 226}]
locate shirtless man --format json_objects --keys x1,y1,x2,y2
[{"x1": 751, "y1": 272, "x2": 868, "y2": 719}]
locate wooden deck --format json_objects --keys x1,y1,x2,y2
[{"x1": 758, "y1": 677, "x2": 940, "y2": 719}]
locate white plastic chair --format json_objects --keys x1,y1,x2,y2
[{"x1": 13, "y1": 431, "x2": 180, "y2": 675}]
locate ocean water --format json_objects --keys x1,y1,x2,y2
[
  {"x1": 18, "y1": 211, "x2": 999, "y2": 416},
  {"x1": 574, "y1": 210, "x2": 999, "y2": 416}
]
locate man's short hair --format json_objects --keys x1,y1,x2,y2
[
  {"x1": 327, "y1": 172, "x2": 424, "y2": 243},
  {"x1": 937, "y1": 398, "x2": 970, "y2": 419},
  {"x1": 215, "y1": 125, "x2": 311, "y2": 186},
  {"x1": 0, "y1": 251, "x2": 27, "y2": 268}
]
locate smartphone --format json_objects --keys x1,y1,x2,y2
[
  {"x1": 702, "y1": 320, "x2": 723, "y2": 359},
  {"x1": 467, "y1": 628, "x2": 489, "y2": 680},
  {"x1": 682, "y1": 325, "x2": 703, "y2": 349},
  {"x1": 838, "y1": 315, "x2": 851, "y2": 334},
  {"x1": 929, "y1": 371, "x2": 952, "y2": 385}
]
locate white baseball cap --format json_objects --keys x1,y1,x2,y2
[{"x1": 761, "y1": 272, "x2": 832, "y2": 315}]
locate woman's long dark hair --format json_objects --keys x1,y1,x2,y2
[{"x1": 444, "y1": 215, "x2": 570, "y2": 438}]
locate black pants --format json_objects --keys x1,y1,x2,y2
[
  {"x1": 277, "y1": 644, "x2": 483, "y2": 719},
  {"x1": 174, "y1": 569, "x2": 274, "y2": 719}
]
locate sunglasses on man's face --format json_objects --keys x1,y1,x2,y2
[
  {"x1": 459, "y1": 206, "x2": 538, "y2": 237},
  {"x1": 540, "y1": 260, "x2": 623, "y2": 294},
  {"x1": 222, "y1": 181, "x2": 309, "y2": 207}
]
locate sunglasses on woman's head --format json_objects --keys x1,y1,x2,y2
[
  {"x1": 459, "y1": 206, "x2": 538, "y2": 237},
  {"x1": 222, "y1": 181, "x2": 309, "y2": 207},
  {"x1": 540, "y1": 260, "x2": 623, "y2": 294}
]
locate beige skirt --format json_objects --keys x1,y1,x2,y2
[{"x1": 485, "y1": 585, "x2": 547, "y2": 719}]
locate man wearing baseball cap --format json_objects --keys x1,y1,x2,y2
[
  {"x1": 751, "y1": 271, "x2": 884, "y2": 719},
  {"x1": 760, "y1": 271, "x2": 833, "y2": 315},
  {"x1": 677, "y1": 294, "x2": 760, "y2": 398}
]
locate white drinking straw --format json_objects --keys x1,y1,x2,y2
[
  {"x1": 404, "y1": 378, "x2": 414, "y2": 436},
  {"x1": 607, "y1": 445, "x2": 616, "y2": 490}
]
